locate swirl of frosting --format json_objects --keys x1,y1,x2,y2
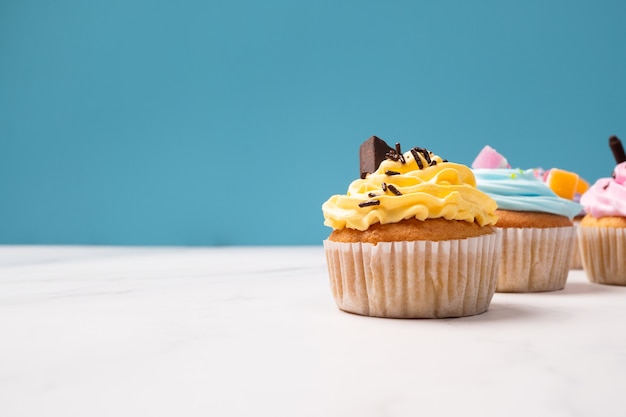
[
  {"x1": 580, "y1": 162, "x2": 626, "y2": 218},
  {"x1": 322, "y1": 149, "x2": 498, "y2": 231},
  {"x1": 473, "y1": 168, "x2": 583, "y2": 218}
]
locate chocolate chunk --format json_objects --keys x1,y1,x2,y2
[
  {"x1": 609, "y1": 135, "x2": 626, "y2": 164},
  {"x1": 360, "y1": 136, "x2": 394, "y2": 179}
]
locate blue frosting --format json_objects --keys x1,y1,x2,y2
[{"x1": 473, "y1": 168, "x2": 583, "y2": 219}]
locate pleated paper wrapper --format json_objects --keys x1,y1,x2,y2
[
  {"x1": 578, "y1": 226, "x2": 626, "y2": 285},
  {"x1": 570, "y1": 222, "x2": 583, "y2": 270},
  {"x1": 495, "y1": 226, "x2": 575, "y2": 293},
  {"x1": 323, "y1": 232, "x2": 500, "y2": 319}
]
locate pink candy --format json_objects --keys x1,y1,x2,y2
[{"x1": 471, "y1": 145, "x2": 511, "y2": 169}]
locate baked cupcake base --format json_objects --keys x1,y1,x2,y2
[
  {"x1": 323, "y1": 232, "x2": 500, "y2": 319},
  {"x1": 578, "y1": 216, "x2": 626, "y2": 285}
]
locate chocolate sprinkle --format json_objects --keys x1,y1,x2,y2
[
  {"x1": 416, "y1": 147, "x2": 431, "y2": 164},
  {"x1": 442, "y1": 159, "x2": 448, "y2": 163},
  {"x1": 395, "y1": 143, "x2": 406, "y2": 164},
  {"x1": 359, "y1": 200, "x2": 380, "y2": 208},
  {"x1": 385, "y1": 170, "x2": 400, "y2": 176},
  {"x1": 382, "y1": 182, "x2": 388, "y2": 192},
  {"x1": 385, "y1": 151, "x2": 400, "y2": 162},
  {"x1": 603, "y1": 182, "x2": 610, "y2": 190},
  {"x1": 368, "y1": 192, "x2": 378, "y2": 198},
  {"x1": 387, "y1": 184, "x2": 402, "y2": 196},
  {"x1": 430, "y1": 160, "x2": 437, "y2": 166},
  {"x1": 410, "y1": 148, "x2": 424, "y2": 169}
]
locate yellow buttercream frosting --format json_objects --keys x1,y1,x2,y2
[{"x1": 322, "y1": 148, "x2": 498, "y2": 230}]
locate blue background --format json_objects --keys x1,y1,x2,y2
[{"x1": 2, "y1": 0, "x2": 625, "y2": 245}]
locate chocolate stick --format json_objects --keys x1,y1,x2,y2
[{"x1": 609, "y1": 135, "x2": 626, "y2": 164}]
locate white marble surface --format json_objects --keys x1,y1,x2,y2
[{"x1": 1, "y1": 245, "x2": 625, "y2": 417}]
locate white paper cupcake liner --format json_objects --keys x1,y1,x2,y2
[
  {"x1": 578, "y1": 226, "x2": 626, "y2": 285},
  {"x1": 495, "y1": 226, "x2": 575, "y2": 292},
  {"x1": 323, "y1": 232, "x2": 500, "y2": 319},
  {"x1": 570, "y1": 221, "x2": 583, "y2": 270}
]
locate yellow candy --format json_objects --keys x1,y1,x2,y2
[
  {"x1": 575, "y1": 177, "x2": 590, "y2": 195},
  {"x1": 546, "y1": 168, "x2": 579, "y2": 200}
]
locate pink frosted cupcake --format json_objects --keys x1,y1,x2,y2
[{"x1": 578, "y1": 160, "x2": 626, "y2": 285}]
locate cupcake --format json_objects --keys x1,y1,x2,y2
[
  {"x1": 578, "y1": 136, "x2": 626, "y2": 285},
  {"x1": 542, "y1": 168, "x2": 589, "y2": 269},
  {"x1": 472, "y1": 146, "x2": 582, "y2": 292},
  {"x1": 321, "y1": 136, "x2": 500, "y2": 319}
]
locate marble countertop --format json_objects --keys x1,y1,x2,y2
[{"x1": 1, "y1": 245, "x2": 625, "y2": 417}]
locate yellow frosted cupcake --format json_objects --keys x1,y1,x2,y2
[{"x1": 321, "y1": 137, "x2": 500, "y2": 319}]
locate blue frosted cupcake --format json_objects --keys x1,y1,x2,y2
[{"x1": 472, "y1": 147, "x2": 582, "y2": 292}]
